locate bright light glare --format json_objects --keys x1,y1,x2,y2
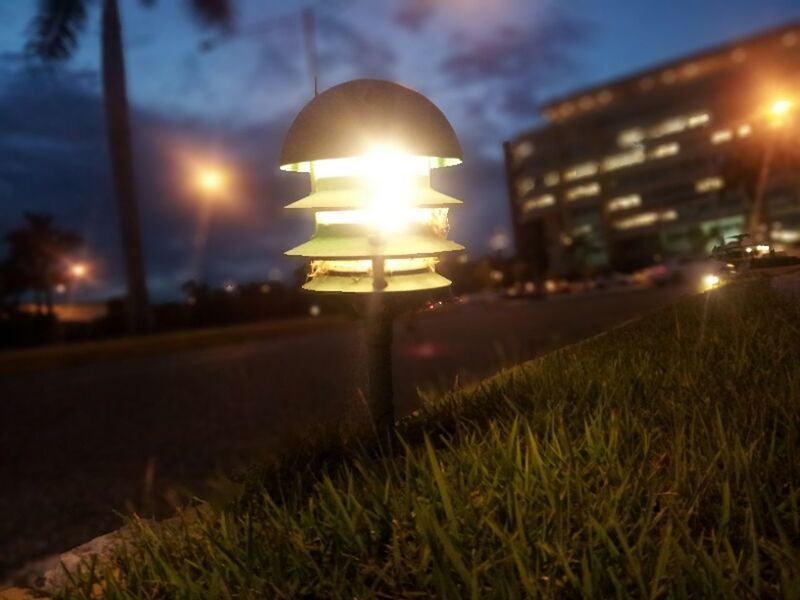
[
  {"x1": 771, "y1": 99, "x2": 793, "y2": 117},
  {"x1": 70, "y1": 263, "x2": 88, "y2": 278},
  {"x1": 703, "y1": 274, "x2": 720, "y2": 291},
  {"x1": 312, "y1": 150, "x2": 431, "y2": 179},
  {"x1": 311, "y1": 257, "x2": 437, "y2": 275},
  {"x1": 312, "y1": 147, "x2": 444, "y2": 234},
  {"x1": 197, "y1": 168, "x2": 225, "y2": 194},
  {"x1": 316, "y1": 208, "x2": 448, "y2": 234}
]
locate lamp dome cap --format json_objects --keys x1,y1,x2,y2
[{"x1": 280, "y1": 79, "x2": 462, "y2": 168}]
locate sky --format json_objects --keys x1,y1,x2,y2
[{"x1": 1, "y1": 0, "x2": 799, "y2": 300}]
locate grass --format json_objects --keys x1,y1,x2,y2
[{"x1": 51, "y1": 282, "x2": 800, "y2": 598}]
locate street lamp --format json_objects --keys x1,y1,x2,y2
[
  {"x1": 280, "y1": 79, "x2": 464, "y2": 434},
  {"x1": 751, "y1": 96, "x2": 796, "y2": 241},
  {"x1": 769, "y1": 98, "x2": 793, "y2": 122},
  {"x1": 195, "y1": 167, "x2": 227, "y2": 197},
  {"x1": 70, "y1": 263, "x2": 88, "y2": 279},
  {"x1": 188, "y1": 164, "x2": 230, "y2": 283}
]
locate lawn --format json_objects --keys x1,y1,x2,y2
[{"x1": 51, "y1": 282, "x2": 800, "y2": 598}]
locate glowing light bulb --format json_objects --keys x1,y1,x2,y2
[
  {"x1": 771, "y1": 99, "x2": 793, "y2": 117},
  {"x1": 197, "y1": 168, "x2": 225, "y2": 194},
  {"x1": 71, "y1": 263, "x2": 88, "y2": 278},
  {"x1": 702, "y1": 274, "x2": 720, "y2": 291}
]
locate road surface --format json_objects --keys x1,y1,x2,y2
[{"x1": 0, "y1": 284, "x2": 688, "y2": 578}]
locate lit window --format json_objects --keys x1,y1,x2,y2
[
  {"x1": 773, "y1": 229, "x2": 800, "y2": 242},
  {"x1": 737, "y1": 124, "x2": 752, "y2": 137},
  {"x1": 695, "y1": 177, "x2": 724, "y2": 192},
  {"x1": 544, "y1": 171, "x2": 560, "y2": 186},
  {"x1": 607, "y1": 194, "x2": 641, "y2": 212},
  {"x1": 614, "y1": 212, "x2": 658, "y2": 229},
  {"x1": 522, "y1": 194, "x2": 555, "y2": 212},
  {"x1": 682, "y1": 63, "x2": 699, "y2": 77},
  {"x1": 711, "y1": 129, "x2": 733, "y2": 143},
  {"x1": 566, "y1": 182, "x2": 601, "y2": 201},
  {"x1": 560, "y1": 103, "x2": 575, "y2": 117},
  {"x1": 650, "y1": 117, "x2": 687, "y2": 138},
  {"x1": 578, "y1": 96, "x2": 595, "y2": 110},
  {"x1": 597, "y1": 90, "x2": 613, "y2": 104},
  {"x1": 512, "y1": 141, "x2": 534, "y2": 161},
  {"x1": 515, "y1": 176, "x2": 535, "y2": 196},
  {"x1": 649, "y1": 142, "x2": 679, "y2": 159},
  {"x1": 783, "y1": 32, "x2": 798, "y2": 47},
  {"x1": 618, "y1": 128, "x2": 645, "y2": 147},
  {"x1": 614, "y1": 209, "x2": 677, "y2": 230},
  {"x1": 572, "y1": 224, "x2": 592, "y2": 236},
  {"x1": 563, "y1": 161, "x2": 598, "y2": 181},
  {"x1": 688, "y1": 112, "x2": 710, "y2": 127},
  {"x1": 731, "y1": 48, "x2": 747, "y2": 62},
  {"x1": 639, "y1": 77, "x2": 656, "y2": 91},
  {"x1": 603, "y1": 148, "x2": 645, "y2": 171},
  {"x1": 661, "y1": 70, "x2": 678, "y2": 84}
]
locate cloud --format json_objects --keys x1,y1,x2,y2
[
  {"x1": 439, "y1": 8, "x2": 588, "y2": 119},
  {"x1": 394, "y1": 0, "x2": 437, "y2": 31},
  {"x1": 316, "y1": 13, "x2": 397, "y2": 81}
]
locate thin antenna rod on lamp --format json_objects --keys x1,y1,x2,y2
[{"x1": 301, "y1": 7, "x2": 320, "y2": 96}]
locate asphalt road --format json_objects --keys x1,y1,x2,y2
[{"x1": 0, "y1": 284, "x2": 689, "y2": 578}]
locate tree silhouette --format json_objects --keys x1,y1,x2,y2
[
  {"x1": 3, "y1": 212, "x2": 83, "y2": 315},
  {"x1": 26, "y1": 0, "x2": 233, "y2": 333}
]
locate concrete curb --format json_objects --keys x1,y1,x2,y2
[{"x1": 1, "y1": 529, "x2": 124, "y2": 598}]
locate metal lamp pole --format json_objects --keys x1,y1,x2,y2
[{"x1": 366, "y1": 255, "x2": 395, "y2": 434}]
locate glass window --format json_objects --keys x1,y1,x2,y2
[
  {"x1": 512, "y1": 141, "x2": 534, "y2": 162},
  {"x1": 522, "y1": 194, "x2": 555, "y2": 212},
  {"x1": 614, "y1": 210, "x2": 677, "y2": 230},
  {"x1": 688, "y1": 112, "x2": 710, "y2": 127},
  {"x1": 566, "y1": 182, "x2": 601, "y2": 201},
  {"x1": 618, "y1": 128, "x2": 645, "y2": 147},
  {"x1": 603, "y1": 148, "x2": 645, "y2": 171},
  {"x1": 515, "y1": 176, "x2": 535, "y2": 196},
  {"x1": 711, "y1": 129, "x2": 733, "y2": 144},
  {"x1": 607, "y1": 194, "x2": 641, "y2": 212},
  {"x1": 649, "y1": 142, "x2": 680, "y2": 159},
  {"x1": 649, "y1": 117, "x2": 687, "y2": 138},
  {"x1": 563, "y1": 162, "x2": 599, "y2": 181},
  {"x1": 544, "y1": 171, "x2": 560, "y2": 186},
  {"x1": 695, "y1": 177, "x2": 724, "y2": 192}
]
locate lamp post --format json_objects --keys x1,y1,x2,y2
[
  {"x1": 190, "y1": 165, "x2": 228, "y2": 282},
  {"x1": 70, "y1": 263, "x2": 88, "y2": 280},
  {"x1": 280, "y1": 79, "x2": 464, "y2": 435},
  {"x1": 750, "y1": 97, "x2": 795, "y2": 242}
]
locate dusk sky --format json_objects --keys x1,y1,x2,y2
[{"x1": 1, "y1": 0, "x2": 799, "y2": 300}]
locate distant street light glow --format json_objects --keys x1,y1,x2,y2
[
  {"x1": 196, "y1": 168, "x2": 226, "y2": 195},
  {"x1": 770, "y1": 98, "x2": 793, "y2": 117},
  {"x1": 702, "y1": 274, "x2": 720, "y2": 291},
  {"x1": 70, "y1": 263, "x2": 88, "y2": 279}
]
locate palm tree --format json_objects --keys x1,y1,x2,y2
[
  {"x1": 27, "y1": 0, "x2": 232, "y2": 333},
  {"x1": 4, "y1": 212, "x2": 83, "y2": 316}
]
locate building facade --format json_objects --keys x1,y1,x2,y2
[{"x1": 504, "y1": 21, "x2": 800, "y2": 276}]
